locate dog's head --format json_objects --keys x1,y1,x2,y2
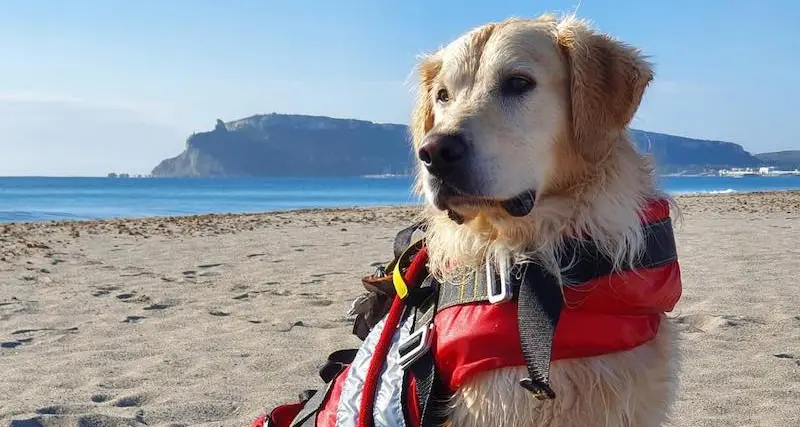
[{"x1": 411, "y1": 15, "x2": 654, "y2": 224}]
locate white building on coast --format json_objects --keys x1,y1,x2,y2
[{"x1": 718, "y1": 167, "x2": 800, "y2": 177}]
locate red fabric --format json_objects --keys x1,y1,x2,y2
[
  {"x1": 250, "y1": 414, "x2": 266, "y2": 427},
  {"x1": 639, "y1": 199, "x2": 670, "y2": 224},
  {"x1": 432, "y1": 199, "x2": 682, "y2": 392},
  {"x1": 251, "y1": 401, "x2": 306, "y2": 427},
  {"x1": 357, "y1": 247, "x2": 429, "y2": 427},
  {"x1": 315, "y1": 365, "x2": 351, "y2": 426}
]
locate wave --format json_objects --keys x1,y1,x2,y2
[
  {"x1": 670, "y1": 188, "x2": 738, "y2": 195},
  {"x1": 361, "y1": 173, "x2": 410, "y2": 179}
]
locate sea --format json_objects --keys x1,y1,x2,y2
[{"x1": 1, "y1": 175, "x2": 800, "y2": 223}]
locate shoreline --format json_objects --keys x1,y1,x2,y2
[{"x1": 2, "y1": 189, "x2": 800, "y2": 227}]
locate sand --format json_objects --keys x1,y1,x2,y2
[{"x1": 1, "y1": 192, "x2": 799, "y2": 426}]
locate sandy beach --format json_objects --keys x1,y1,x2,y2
[{"x1": 2, "y1": 192, "x2": 799, "y2": 427}]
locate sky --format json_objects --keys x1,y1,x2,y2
[{"x1": 1, "y1": 0, "x2": 798, "y2": 176}]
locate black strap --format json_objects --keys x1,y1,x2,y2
[
  {"x1": 558, "y1": 218, "x2": 677, "y2": 285},
  {"x1": 409, "y1": 351, "x2": 440, "y2": 427},
  {"x1": 286, "y1": 349, "x2": 358, "y2": 426},
  {"x1": 290, "y1": 378, "x2": 336, "y2": 427},
  {"x1": 516, "y1": 265, "x2": 562, "y2": 399},
  {"x1": 403, "y1": 277, "x2": 449, "y2": 427},
  {"x1": 318, "y1": 349, "x2": 358, "y2": 383},
  {"x1": 393, "y1": 221, "x2": 427, "y2": 259}
]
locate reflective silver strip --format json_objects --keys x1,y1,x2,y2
[
  {"x1": 373, "y1": 314, "x2": 413, "y2": 427},
  {"x1": 335, "y1": 317, "x2": 383, "y2": 426},
  {"x1": 335, "y1": 314, "x2": 412, "y2": 427}
]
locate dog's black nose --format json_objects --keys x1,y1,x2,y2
[{"x1": 418, "y1": 133, "x2": 467, "y2": 176}]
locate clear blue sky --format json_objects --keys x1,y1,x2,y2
[{"x1": 1, "y1": 0, "x2": 797, "y2": 176}]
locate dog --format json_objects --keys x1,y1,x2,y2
[{"x1": 409, "y1": 14, "x2": 680, "y2": 427}]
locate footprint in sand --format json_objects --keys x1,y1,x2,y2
[
  {"x1": 197, "y1": 271, "x2": 220, "y2": 277},
  {"x1": 115, "y1": 292, "x2": 151, "y2": 304},
  {"x1": 119, "y1": 271, "x2": 155, "y2": 278},
  {"x1": 298, "y1": 292, "x2": 335, "y2": 307},
  {"x1": 279, "y1": 321, "x2": 307, "y2": 332},
  {"x1": 11, "y1": 414, "x2": 144, "y2": 427},
  {"x1": 91, "y1": 285, "x2": 121, "y2": 297},
  {"x1": 10, "y1": 328, "x2": 77, "y2": 347},
  {"x1": 306, "y1": 299, "x2": 334, "y2": 307},
  {"x1": 310, "y1": 272, "x2": 346, "y2": 278},
  {"x1": 143, "y1": 302, "x2": 172, "y2": 310},
  {"x1": 673, "y1": 313, "x2": 764, "y2": 333},
  {"x1": 114, "y1": 393, "x2": 147, "y2": 407},
  {"x1": 198, "y1": 263, "x2": 225, "y2": 269},
  {"x1": 209, "y1": 309, "x2": 230, "y2": 317},
  {"x1": 1, "y1": 340, "x2": 24, "y2": 349},
  {"x1": 774, "y1": 353, "x2": 800, "y2": 366},
  {"x1": 90, "y1": 393, "x2": 111, "y2": 403},
  {"x1": 1, "y1": 336, "x2": 34, "y2": 348},
  {"x1": 36, "y1": 404, "x2": 95, "y2": 415},
  {"x1": 247, "y1": 253, "x2": 267, "y2": 258}
]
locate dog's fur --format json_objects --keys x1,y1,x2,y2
[{"x1": 409, "y1": 15, "x2": 680, "y2": 427}]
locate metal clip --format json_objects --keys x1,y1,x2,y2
[
  {"x1": 398, "y1": 322, "x2": 434, "y2": 370},
  {"x1": 486, "y1": 255, "x2": 512, "y2": 304}
]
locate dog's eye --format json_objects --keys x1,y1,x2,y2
[
  {"x1": 500, "y1": 76, "x2": 535, "y2": 97},
  {"x1": 436, "y1": 88, "x2": 450, "y2": 103}
]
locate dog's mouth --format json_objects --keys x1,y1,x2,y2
[{"x1": 431, "y1": 183, "x2": 536, "y2": 223}]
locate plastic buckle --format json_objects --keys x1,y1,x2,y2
[
  {"x1": 398, "y1": 322, "x2": 434, "y2": 370},
  {"x1": 519, "y1": 377, "x2": 556, "y2": 400},
  {"x1": 486, "y1": 255, "x2": 512, "y2": 304}
]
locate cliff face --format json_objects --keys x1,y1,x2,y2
[
  {"x1": 152, "y1": 115, "x2": 414, "y2": 177},
  {"x1": 152, "y1": 113, "x2": 764, "y2": 177}
]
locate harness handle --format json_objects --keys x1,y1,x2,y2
[{"x1": 357, "y1": 246, "x2": 429, "y2": 427}]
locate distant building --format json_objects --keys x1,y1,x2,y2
[
  {"x1": 718, "y1": 167, "x2": 800, "y2": 177},
  {"x1": 718, "y1": 168, "x2": 759, "y2": 177}
]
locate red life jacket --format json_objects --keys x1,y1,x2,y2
[{"x1": 252, "y1": 199, "x2": 681, "y2": 427}]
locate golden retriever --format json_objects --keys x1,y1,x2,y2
[{"x1": 409, "y1": 14, "x2": 679, "y2": 427}]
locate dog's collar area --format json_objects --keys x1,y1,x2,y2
[
  {"x1": 500, "y1": 190, "x2": 536, "y2": 217},
  {"x1": 446, "y1": 209, "x2": 465, "y2": 224},
  {"x1": 444, "y1": 190, "x2": 537, "y2": 224}
]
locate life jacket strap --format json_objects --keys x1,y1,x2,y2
[
  {"x1": 399, "y1": 275, "x2": 449, "y2": 427},
  {"x1": 433, "y1": 216, "x2": 679, "y2": 399}
]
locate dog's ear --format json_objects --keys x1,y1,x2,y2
[
  {"x1": 557, "y1": 17, "x2": 653, "y2": 160},
  {"x1": 410, "y1": 54, "x2": 442, "y2": 194},
  {"x1": 410, "y1": 54, "x2": 442, "y2": 149}
]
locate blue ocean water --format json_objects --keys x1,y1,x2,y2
[{"x1": 1, "y1": 175, "x2": 800, "y2": 223}]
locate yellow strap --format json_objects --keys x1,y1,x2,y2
[{"x1": 393, "y1": 262, "x2": 409, "y2": 299}]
